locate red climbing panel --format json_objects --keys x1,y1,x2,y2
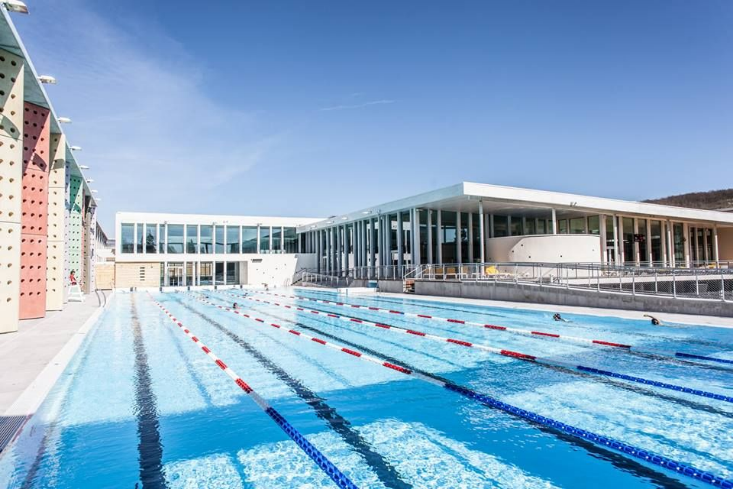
[{"x1": 19, "y1": 102, "x2": 50, "y2": 319}]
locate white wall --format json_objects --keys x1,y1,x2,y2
[
  {"x1": 718, "y1": 228, "x2": 733, "y2": 261},
  {"x1": 246, "y1": 254, "x2": 316, "y2": 287},
  {"x1": 486, "y1": 234, "x2": 602, "y2": 263}
]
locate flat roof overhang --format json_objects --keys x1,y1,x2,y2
[{"x1": 300, "y1": 182, "x2": 733, "y2": 232}]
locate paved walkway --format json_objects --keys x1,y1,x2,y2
[{"x1": 0, "y1": 292, "x2": 109, "y2": 415}]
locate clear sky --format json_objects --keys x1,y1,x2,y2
[{"x1": 12, "y1": 0, "x2": 733, "y2": 235}]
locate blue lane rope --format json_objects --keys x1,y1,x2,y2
[
  {"x1": 577, "y1": 366, "x2": 733, "y2": 403},
  {"x1": 443, "y1": 384, "x2": 733, "y2": 488},
  {"x1": 266, "y1": 407, "x2": 359, "y2": 489},
  {"x1": 676, "y1": 352, "x2": 733, "y2": 366}
]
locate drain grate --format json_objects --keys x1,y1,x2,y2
[{"x1": 0, "y1": 415, "x2": 26, "y2": 454}]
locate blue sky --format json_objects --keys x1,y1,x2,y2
[{"x1": 13, "y1": 0, "x2": 733, "y2": 234}]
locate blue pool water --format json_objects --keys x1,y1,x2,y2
[{"x1": 1, "y1": 288, "x2": 732, "y2": 488}]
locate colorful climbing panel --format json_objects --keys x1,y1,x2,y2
[
  {"x1": 67, "y1": 174, "x2": 83, "y2": 288},
  {"x1": 0, "y1": 49, "x2": 24, "y2": 332},
  {"x1": 46, "y1": 133, "x2": 65, "y2": 310},
  {"x1": 19, "y1": 102, "x2": 50, "y2": 319}
]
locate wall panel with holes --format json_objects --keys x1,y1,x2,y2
[
  {"x1": 19, "y1": 102, "x2": 50, "y2": 319},
  {"x1": 0, "y1": 49, "x2": 24, "y2": 332},
  {"x1": 67, "y1": 174, "x2": 83, "y2": 286},
  {"x1": 46, "y1": 133, "x2": 65, "y2": 310}
]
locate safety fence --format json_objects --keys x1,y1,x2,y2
[{"x1": 186, "y1": 290, "x2": 732, "y2": 488}]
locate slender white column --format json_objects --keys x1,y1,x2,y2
[
  {"x1": 507, "y1": 215, "x2": 512, "y2": 237},
  {"x1": 426, "y1": 210, "x2": 433, "y2": 264},
  {"x1": 369, "y1": 218, "x2": 376, "y2": 271},
  {"x1": 478, "y1": 201, "x2": 485, "y2": 263},
  {"x1": 468, "y1": 212, "x2": 474, "y2": 263},
  {"x1": 551, "y1": 209, "x2": 557, "y2": 235},
  {"x1": 667, "y1": 220, "x2": 674, "y2": 267},
  {"x1": 618, "y1": 216, "x2": 625, "y2": 264},
  {"x1": 600, "y1": 215, "x2": 607, "y2": 264},
  {"x1": 633, "y1": 218, "x2": 640, "y2": 266},
  {"x1": 683, "y1": 223, "x2": 691, "y2": 267},
  {"x1": 612, "y1": 215, "x2": 619, "y2": 265},
  {"x1": 344, "y1": 224, "x2": 350, "y2": 274},
  {"x1": 256, "y1": 225, "x2": 261, "y2": 254},
  {"x1": 645, "y1": 219, "x2": 653, "y2": 265},
  {"x1": 456, "y1": 211, "x2": 462, "y2": 264},
  {"x1": 397, "y1": 212, "x2": 404, "y2": 269},
  {"x1": 713, "y1": 225, "x2": 720, "y2": 262},
  {"x1": 414, "y1": 208, "x2": 421, "y2": 266},
  {"x1": 436, "y1": 210, "x2": 443, "y2": 264},
  {"x1": 316, "y1": 230, "x2": 321, "y2": 273}
]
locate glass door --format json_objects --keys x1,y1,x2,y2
[{"x1": 167, "y1": 262, "x2": 184, "y2": 287}]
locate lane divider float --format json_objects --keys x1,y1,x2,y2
[
  {"x1": 186, "y1": 291, "x2": 732, "y2": 488},
  {"x1": 256, "y1": 290, "x2": 733, "y2": 367},
  {"x1": 217, "y1": 291, "x2": 733, "y2": 405},
  {"x1": 147, "y1": 293, "x2": 358, "y2": 489}
]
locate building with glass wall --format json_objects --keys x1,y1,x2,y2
[
  {"x1": 298, "y1": 182, "x2": 733, "y2": 276},
  {"x1": 115, "y1": 212, "x2": 320, "y2": 288}
]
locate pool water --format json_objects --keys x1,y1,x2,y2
[{"x1": 1, "y1": 288, "x2": 732, "y2": 488}]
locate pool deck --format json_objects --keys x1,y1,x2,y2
[
  {"x1": 373, "y1": 290, "x2": 733, "y2": 329},
  {"x1": 0, "y1": 292, "x2": 110, "y2": 417}
]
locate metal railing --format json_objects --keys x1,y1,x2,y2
[{"x1": 299, "y1": 261, "x2": 733, "y2": 301}]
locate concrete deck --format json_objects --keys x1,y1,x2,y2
[{"x1": 0, "y1": 292, "x2": 109, "y2": 415}]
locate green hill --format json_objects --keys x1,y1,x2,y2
[{"x1": 644, "y1": 189, "x2": 733, "y2": 211}]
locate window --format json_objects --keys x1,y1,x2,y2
[
  {"x1": 200, "y1": 225, "x2": 213, "y2": 254},
  {"x1": 673, "y1": 223, "x2": 684, "y2": 264},
  {"x1": 622, "y1": 217, "x2": 634, "y2": 263},
  {"x1": 558, "y1": 219, "x2": 568, "y2": 234},
  {"x1": 199, "y1": 262, "x2": 213, "y2": 285},
  {"x1": 187, "y1": 225, "x2": 198, "y2": 253},
  {"x1": 259, "y1": 226, "x2": 270, "y2": 253},
  {"x1": 441, "y1": 211, "x2": 457, "y2": 263},
  {"x1": 525, "y1": 218, "x2": 536, "y2": 235},
  {"x1": 650, "y1": 220, "x2": 663, "y2": 263},
  {"x1": 569, "y1": 217, "x2": 586, "y2": 234},
  {"x1": 537, "y1": 220, "x2": 546, "y2": 234},
  {"x1": 284, "y1": 227, "x2": 298, "y2": 253},
  {"x1": 637, "y1": 219, "x2": 648, "y2": 263},
  {"x1": 493, "y1": 215, "x2": 507, "y2": 238},
  {"x1": 272, "y1": 226, "x2": 282, "y2": 252},
  {"x1": 226, "y1": 262, "x2": 239, "y2": 284},
  {"x1": 121, "y1": 224, "x2": 134, "y2": 253},
  {"x1": 242, "y1": 226, "x2": 257, "y2": 253},
  {"x1": 215, "y1": 262, "x2": 225, "y2": 284},
  {"x1": 227, "y1": 226, "x2": 240, "y2": 253},
  {"x1": 159, "y1": 224, "x2": 166, "y2": 253},
  {"x1": 145, "y1": 224, "x2": 157, "y2": 253},
  {"x1": 587, "y1": 216, "x2": 600, "y2": 235},
  {"x1": 167, "y1": 225, "x2": 184, "y2": 254},
  {"x1": 136, "y1": 224, "x2": 144, "y2": 253},
  {"x1": 215, "y1": 226, "x2": 225, "y2": 254}
]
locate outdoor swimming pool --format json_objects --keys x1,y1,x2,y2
[{"x1": 1, "y1": 287, "x2": 732, "y2": 488}]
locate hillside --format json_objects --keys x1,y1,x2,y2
[{"x1": 644, "y1": 189, "x2": 733, "y2": 210}]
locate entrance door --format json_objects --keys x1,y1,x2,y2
[{"x1": 167, "y1": 264, "x2": 184, "y2": 287}]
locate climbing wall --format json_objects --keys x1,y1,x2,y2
[
  {"x1": 84, "y1": 204, "x2": 96, "y2": 293},
  {"x1": 0, "y1": 49, "x2": 24, "y2": 332},
  {"x1": 19, "y1": 102, "x2": 50, "y2": 319},
  {"x1": 46, "y1": 133, "x2": 65, "y2": 310},
  {"x1": 67, "y1": 174, "x2": 83, "y2": 287}
]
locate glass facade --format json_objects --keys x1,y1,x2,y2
[
  {"x1": 226, "y1": 262, "x2": 239, "y2": 284},
  {"x1": 493, "y1": 215, "x2": 508, "y2": 238},
  {"x1": 215, "y1": 262, "x2": 225, "y2": 284},
  {"x1": 272, "y1": 226, "x2": 282, "y2": 252},
  {"x1": 200, "y1": 225, "x2": 213, "y2": 254},
  {"x1": 621, "y1": 217, "x2": 634, "y2": 263},
  {"x1": 159, "y1": 224, "x2": 166, "y2": 253},
  {"x1": 441, "y1": 211, "x2": 457, "y2": 263},
  {"x1": 587, "y1": 216, "x2": 600, "y2": 235},
  {"x1": 674, "y1": 223, "x2": 684, "y2": 264},
  {"x1": 121, "y1": 224, "x2": 134, "y2": 253},
  {"x1": 650, "y1": 220, "x2": 663, "y2": 263},
  {"x1": 199, "y1": 262, "x2": 213, "y2": 285},
  {"x1": 215, "y1": 226, "x2": 225, "y2": 254},
  {"x1": 637, "y1": 219, "x2": 648, "y2": 264},
  {"x1": 242, "y1": 227, "x2": 257, "y2": 253},
  {"x1": 145, "y1": 224, "x2": 157, "y2": 253},
  {"x1": 284, "y1": 227, "x2": 298, "y2": 253},
  {"x1": 569, "y1": 218, "x2": 585, "y2": 234},
  {"x1": 136, "y1": 224, "x2": 144, "y2": 253},
  {"x1": 167, "y1": 225, "x2": 184, "y2": 254},
  {"x1": 227, "y1": 226, "x2": 240, "y2": 253},
  {"x1": 259, "y1": 226, "x2": 270, "y2": 253},
  {"x1": 186, "y1": 225, "x2": 198, "y2": 253}
]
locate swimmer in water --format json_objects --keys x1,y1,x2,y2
[
  {"x1": 553, "y1": 313, "x2": 569, "y2": 322},
  {"x1": 233, "y1": 302, "x2": 239, "y2": 310},
  {"x1": 644, "y1": 314, "x2": 662, "y2": 326}
]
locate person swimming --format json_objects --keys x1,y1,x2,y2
[
  {"x1": 643, "y1": 314, "x2": 662, "y2": 326},
  {"x1": 233, "y1": 302, "x2": 239, "y2": 310},
  {"x1": 553, "y1": 313, "x2": 568, "y2": 322}
]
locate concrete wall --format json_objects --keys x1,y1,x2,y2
[
  {"x1": 486, "y1": 234, "x2": 602, "y2": 263},
  {"x1": 95, "y1": 263, "x2": 115, "y2": 290},
  {"x1": 719, "y1": 228, "x2": 733, "y2": 261},
  {"x1": 414, "y1": 280, "x2": 733, "y2": 317},
  {"x1": 115, "y1": 262, "x2": 160, "y2": 288},
  {"x1": 244, "y1": 254, "x2": 316, "y2": 287}
]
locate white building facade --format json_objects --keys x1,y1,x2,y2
[{"x1": 115, "y1": 212, "x2": 320, "y2": 288}]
